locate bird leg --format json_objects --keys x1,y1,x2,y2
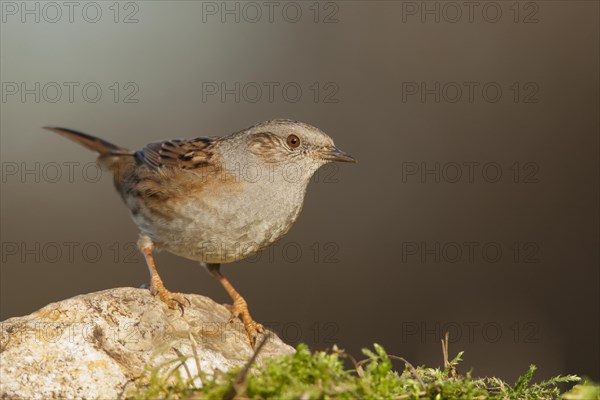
[
  {"x1": 138, "y1": 236, "x2": 188, "y2": 314},
  {"x1": 206, "y1": 263, "x2": 264, "y2": 347}
]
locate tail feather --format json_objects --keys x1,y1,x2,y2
[
  {"x1": 44, "y1": 126, "x2": 136, "y2": 187},
  {"x1": 43, "y1": 127, "x2": 130, "y2": 155}
]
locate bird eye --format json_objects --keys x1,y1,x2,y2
[{"x1": 286, "y1": 134, "x2": 301, "y2": 148}]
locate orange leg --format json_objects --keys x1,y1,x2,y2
[
  {"x1": 206, "y1": 263, "x2": 264, "y2": 347},
  {"x1": 138, "y1": 236, "x2": 188, "y2": 314}
]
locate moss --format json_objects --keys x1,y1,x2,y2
[{"x1": 126, "y1": 342, "x2": 594, "y2": 400}]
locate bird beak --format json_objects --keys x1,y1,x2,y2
[{"x1": 320, "y1": 146, "x2": 357, "y2": 163}]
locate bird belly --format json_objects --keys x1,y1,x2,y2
[{"x1": 129, "y1": 190, "x2": 302, "y2": 264}]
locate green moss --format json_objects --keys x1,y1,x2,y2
[{"x1": 126, "y1": 343, "x2": 594, "y2": 399}]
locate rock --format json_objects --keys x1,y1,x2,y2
[{"x1": 0, "y1": 287, "x2": 294, "y2": 399}]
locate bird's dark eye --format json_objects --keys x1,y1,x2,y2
[{"x1": 286, "y1": 134, "x2": 301, "y2": 148}]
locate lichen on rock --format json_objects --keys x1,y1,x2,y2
[{"x1": 0, "y1": 287, "x2": 294, "y2": 400}]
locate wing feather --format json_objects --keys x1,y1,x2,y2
[{"x1": 135, "y1": 137, "x2": 216, "y2": 170}]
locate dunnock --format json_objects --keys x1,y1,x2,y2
[{"x1": 44, "y1": 119, "x2": 355, "y2": 346}]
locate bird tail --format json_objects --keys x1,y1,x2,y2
[
  {"x1": 43, "y1": 126, "x2": 136, "y2": 180},
  {"x1": 43, "y1": 127, "x2": 131, "y2": 155}
]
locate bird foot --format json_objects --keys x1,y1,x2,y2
[
  {"x1": 226, "y1": 296, "x2": 264, "y2": 347},
  {"x1": 150, "y1": 281, "x2": 189, "y2": 315}
]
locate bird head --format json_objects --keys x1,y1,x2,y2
[{"x1": 244, "y1": 119, "x2": 356, "y2": 182}]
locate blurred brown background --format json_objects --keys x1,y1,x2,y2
[{"x1": 1, "y1": 1, "x2": 598, "y2": 382}]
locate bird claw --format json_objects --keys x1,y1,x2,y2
[
  {"x1": 245, "y1": 320, "x2": 265, "y2": 348},
  {"x1": 227, "y1": 297, "x2": 265, "y2": 348},
  {"x1": 149, "y1": 283, "x2": 189, "y2": 316}
]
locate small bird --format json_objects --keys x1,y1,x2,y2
[{"x1": 44, "y1": 120, "x2": 355, "y2": 346}]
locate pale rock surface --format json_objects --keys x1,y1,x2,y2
[{"x1": 0, "y1": 287, "x2": 294, "y2": 399}]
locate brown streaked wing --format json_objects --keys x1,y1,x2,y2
[{"x1": 136, "y1": 137, "x2": 216, "y2": 170}]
